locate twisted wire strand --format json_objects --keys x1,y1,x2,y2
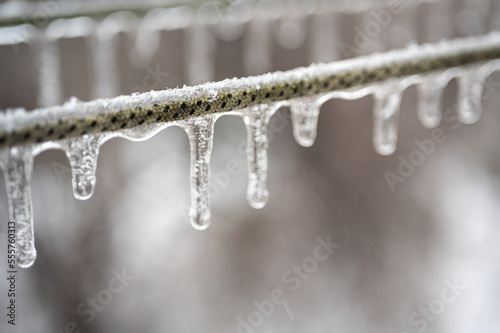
[{"x1": 1, "y1": 31, "x2": 500, "y2": 150}]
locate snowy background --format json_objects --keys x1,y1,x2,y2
[{"x1": 1, "y1": 0, "x2": 500, "y2": 332}]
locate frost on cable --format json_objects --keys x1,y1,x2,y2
[{"x1": 1, "y1": 32, "x2": 500, "y2": 267}]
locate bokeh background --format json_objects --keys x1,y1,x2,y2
[{"x1": 1, "y1": 0, "x2": 500, "y2": 332}]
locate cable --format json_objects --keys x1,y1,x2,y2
[
  {"x1": 0, "y1": 0, "x2": 235, "y2": 27},
  {"x1": 1, "y1": 31, "x2": 500, "y2": 150}
]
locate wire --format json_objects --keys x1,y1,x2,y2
[
  {"x1": 1, "y1": 31, "x2": 500, "y2": 150},
  {"x1": 0, "y1": 0, "x2": 235, "y2": 27}
]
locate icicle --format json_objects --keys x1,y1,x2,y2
[
  {"x1": 185, "y1": 5, "x2": 217, "y2": 85},
  {"x1": 417, "y1": 76, "x2": 445, "y2": 129},
  {"x1": 289, "y1": 95, "x2": 323, "y2": 147},
  {"x1": 129, "y1": 10, "x2": 164, "y2": 69},
  {"x1": 90, "y1": 22, "x2": 119, "y2": 99},
  {"x1": 309, "y1": 10, "x2": 339, "y2": 63},
  {"x1": 60, "y1": 135, "x2": 102, "y2": 200},
  {"x1": 244, "y1": 15, "x2": 272, "y2": 75},
  {"x1": 373, "y1": 87, "x2": 403, "y2": 155},
  {"x1": 0, "y1": 147, "x2": 36, "y2": 268},
  {"x1": 179, "y1": 115, "x2": 217, "y2": 230},
  {"x1": 242, "y1": 104, "x2": 279, "y2": 209},
  {"x1": 35, "y1": 36, "x2": 62, "y2": 107},
  {"x1": 457, "y1": 68, "x2": 486, "y2": 125}
]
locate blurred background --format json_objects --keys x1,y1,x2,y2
[{"x1": 1, "y1": 0, "x2": 500, "y2": 332}]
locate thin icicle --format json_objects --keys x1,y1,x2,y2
[
  {"x1": 373, "y1": 85, "x2": 403, "y2": 155},
  {"x1": 244, "y1": 16, "x2": 272, "y2": 75},
  {"x1": 180, "y1": 115, "x2": 217, "y2": 230},
  {"x1": 242, "y1": 104, "x2": 279, "y2": 209},
  {"x1": 61, "y1": 134, "x2": 103, "y2": 200},
  {"x1": 290, "y1": 95, "x2": 323, "y2": 147},
  {"x1": 185, "y1": 7, "x2": 216, "y2": 86},
  {"x1": 457, "y1": 68, "x2": 486, "y2": 125},
  {"x1": 129, "y1": 15, "x2": 161, "y2": 68},
  {"x1": 309, "y1": 10, "x2": 339, "y2": 63},
  {"x1": 34, "y1": 36, "x2": 62, "y2": 107},
  {"x1": 0, "y1": 147, "x2": 36, "y2": 268},
  {"x1": 89, "y1": 23, "x2": 119, "y2": 99}
]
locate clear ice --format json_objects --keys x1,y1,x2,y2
[
  {"x1": 61, "y1": 135, "x2": 102, "y2": 200},
  {"x1": 418, "y1": 75, "x2": 446, "y2": 129},
  {"x1": 0, "y1": 147, "x2": 36, "y2": 268},
  {"x1": 457, "y1": 67, "x2": 486, "y2": 125},
  {"x1": 289, "y1": 95, "x2": 323, "y2": 147},
  {"x1": 372, "y1": 84, "x2": 403, "y2": 156},
  {"x1": 179, "y1": 115, "x2": 217, "y2": 230},
  {"x1": 242, "y1": 104, "x2": 279, "y2": 209}
]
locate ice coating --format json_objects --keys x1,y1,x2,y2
[
  {"x1": 0, "y1": 147, "x2": 36, "y2": 268},
  {"x1": 372, "y1": 84, "x2": 403, "y2": 156},
  {"x1": 457, "y1": 67, "x2": 486, "y2": 125},
  {"x1": 61, "y1": 134, "x2": 102, "y2": 200},
  {"x1": 116, "y1": 122, "x2": 175, "y2": 142},
  {"x1": 289, "y1": 95, "x2": 323, "y2": 147},
  {"x1": 242, "y1": 104, "x2": 279, "y2": 209},
  {"x1": 179, "y1": 115, "x2": 217, "y2": 230}
]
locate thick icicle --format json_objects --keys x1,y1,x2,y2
[
  {"x1": 457, "y1": 68, "x2": 485, "y2": 125},
  {"x1": 289, "y1": 95, "x2": 323, "y2": 147},
  {"x1": 180, "y1": 115, "x2": 217, "y2": 230},
  {"x1": 61, "y1": 135, "x2": 102, "y2": 200},
  {"x1": 242, "y1": 104, "x2": 278, "y2": 209},
  {"x1": 417, "y1": 76, "x2": 445, "y2": 129},
  {"x1": 373, "y1": 87, "x2": 403, "y2": 155},
  {"x1": 0, "y1": 147, "x2": 36, "y2": 268}
]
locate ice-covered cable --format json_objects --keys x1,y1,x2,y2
[
  {"x1": 2, "y1": 31, "x2": 500, "y2": 268},
  {"x1": 1, "y1": 32, "x2": 500, "y2": 149}
]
